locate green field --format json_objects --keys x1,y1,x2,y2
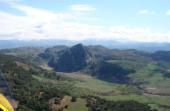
[{"x1": 65, "y1": 98, "x2": 88, "y2": 111}]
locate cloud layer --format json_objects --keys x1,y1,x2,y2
[
  {"x1": 138, "y1": 9, "x2": 148, "y2": 14},
  {"x1": 69, "y1": 4, "x2": 96, "y2": 11},
  {"x1": 0, "y1": 0, "x2": 21, "y2": 3},
  {"x1": 138, "y1": 9, "x2": 155, "y2": 15},
  {"x1": 167, "y1": 10, "x2": 170, "y2": 15},
  {"x1": 0, "y1": 4, "x2": 170, "y2": 42}
]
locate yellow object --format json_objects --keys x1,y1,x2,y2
[
  {"x1": 0, "y1": 104, "x2": 9, "y2": 111},
  {"x1": 0, "y1": 94, "x2": 14, "y2": 111}
]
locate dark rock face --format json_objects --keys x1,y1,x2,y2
[{"x1": 54, "y1": 44, "x2": 92, "y2": 72}]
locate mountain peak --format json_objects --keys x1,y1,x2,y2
[
  {"x1": 54, "y1": 44, "x2": 92, "y2": 72},
  {"x1": 71, "y1": 43, "x2": 85, "y2": 52},
  {"x1": 72, "y1": 43, "x2": 83, "y2": 47}
]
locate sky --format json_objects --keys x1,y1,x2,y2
[{"x1": 0, "y1": 0, "x2": 170, "y2": 42}]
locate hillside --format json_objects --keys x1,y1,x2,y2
[
  {"x1": 0, "y1": 53, "x2": 158, "y2": 111},
  {"x1": 1, "y1": 44, "x2": 170, "y2": 111},
  {"x1": 40, "y1": 44, "x2": 170, "y2": 84}
]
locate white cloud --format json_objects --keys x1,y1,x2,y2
[
  {"x1": 138, "y1": 9, "x2": 148, "y2": 14},
  {"x1": 0, "y1": 4, "x2": 102, "y2": 40},
  {"x1": 0, "y1": 0, "x2": 21, "y2": 3},
  {"x1": 166, "y1": 10, "x2": 170, "y2": 15},
  {"x1": 13, "y1": 5, "x2": 74, "y2": 21},
  {"x1": 69, "y1": 4, "x2": 96, "y2": 11},
  {"x1": 0, "y1": 4, "x2": 170, "y2": 42},
  {"x1": 138, "y1": 9, "x2": 156, "y2": 15}
]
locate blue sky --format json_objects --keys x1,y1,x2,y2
[{"x1": 0, "y1": 0, "x2": 170, "y2": 42}]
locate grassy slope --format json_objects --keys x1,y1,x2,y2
[
  {"x1": 108, "y1": 60, "x2": 170, "y2": 94},
  {"x1": 107, "y1": 60, "x2": 170, "y2": 111},
  {"x1": 65, "y1": 98, "x2": 88, "y2": 111},
  {"x1": 64, "y1": 73, "x2": 170, "y2": 111},
  {"x1": 33, "y1": 72, "x2": 170, "y2": 111},
  {"x1": 0, "y1": 47, "x2": 47, "y2": 66},
  {"x1": 49, "y1": 96, "x2": 88, "y2": 111}
]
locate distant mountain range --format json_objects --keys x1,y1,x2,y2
[{"x1": 1, "y1": 39, "x2": 170, "y2": 52}]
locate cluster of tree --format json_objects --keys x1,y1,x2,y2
[
  {"x1": 0, "y1": 54, "x2": 67, "y2": 111},
  {"x1": 86, "y1": 96, "x2": 157, "y2": 111},
  {"x1": 151, "y1": 51, "x2": 170, "y2": 62},
  {"x1": 87, "y1": 61, "x2": 135, "y2": 83}
]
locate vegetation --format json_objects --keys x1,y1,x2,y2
[
  {"x1": 0, "y1": 54, "x2": 67, "y2": 111},
  {"x1": 1, "y1": 44, "x2": 170, "y2": 111},
  {"x1": 86, "y1": 96, "x2": 157, "y2": 111}
]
